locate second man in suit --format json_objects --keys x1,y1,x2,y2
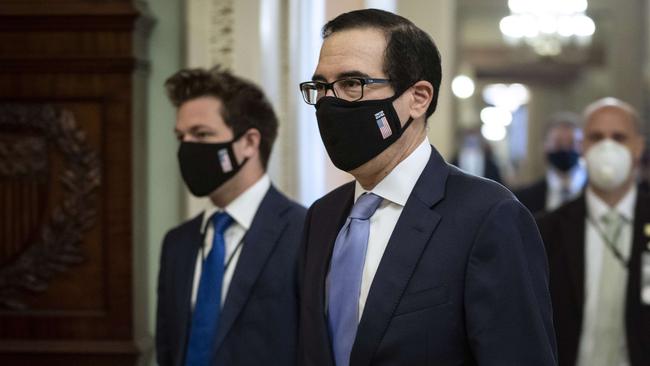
[
  {"x1": 537, "y1": 97, "x2": 649, "y2": 366},
  {"x1": 156, "y1": 67, "x2": 306, "y2": 366}
]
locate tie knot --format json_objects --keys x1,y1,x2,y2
[
  {"x1": 349, "y1": 193, "x2": 383, "y2": 220},
  {"x1": 212, "y1": 211, "x2": 234, "y2": 235},
  {"x1": 601, "y1": 210, "x2": 621, "y2": 226}
]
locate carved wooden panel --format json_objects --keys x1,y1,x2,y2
[
  {"x1": 0, "y1": 104, "x2": 102, "y2": 312},
  {"x1": 0, "y1": 0, "x2": 144, "y2": 364}
]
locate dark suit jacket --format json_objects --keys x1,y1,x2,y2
[
  {"x1": 640, "y1": 180, "x2": 649, "y2": 195},
  {"x1": 513, "y1": 178, "x2": 548, "y2": 215},
  {"x1": 450, "y1": 154, "x2": 503, "y2": 184},
  {"x1": 298, "y1": 147, "x2": 557, "y2": 366},
  {"x1": 536, "y1": 191, "x2": 650, "y2": 366},
  {"x1": 156, "y1": 186, "x2": 306, "y2": 366}
]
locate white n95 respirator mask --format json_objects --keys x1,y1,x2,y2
[{"x1": 585, "y1": 139, "x2": 632, "y2": 191}]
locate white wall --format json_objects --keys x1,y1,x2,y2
[{"x1": 133, "y1": 0, "x2": 184, "y2": 364}]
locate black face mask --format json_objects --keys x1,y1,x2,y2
[
  {"x1": 546, "y1": 149, "x2": 579, "y2": 172},
  {"x1": 315, "y1": 93, "x2": 413, "y2": 172},
  {"x1": 177, "y1": 136, "x2": 247, "y2": 197}
]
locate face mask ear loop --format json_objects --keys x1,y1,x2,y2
[
  {"x1": 389, "y1": 82, "x2": 417, "y2": 134},
  {"x1": 401, "y1": 117, "x2": 414, "y2": 133},
  {"x1": 230, "y1": 128, "x2": 254, "y2": 167}
]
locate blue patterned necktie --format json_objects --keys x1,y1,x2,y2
[
  {"x1": 184, "y1": 212, "x2": 233, "y2": 366},
  {"x1": 327, "y1": 192, "x2": 383, "y2": 366}
]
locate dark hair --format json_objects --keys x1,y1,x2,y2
[
  {"x1": 544, "y1": 111, "x2": 581, "y2": 137},
  {"x1": 322, "y1": 8, "x2": 442, "y2": 118},
  {"x1": 165, "y1": 66, "x2": 278, "y2": 169}
]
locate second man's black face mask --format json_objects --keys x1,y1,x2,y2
[
  {"x1": 315, "y1": 92, "x2": 413, "y2": 172},
  {"x1": 546, "y1": 149, "x2": 579, "y2": 172},
  {"x1": 177, "y1": 135, "x2": 248, "y2": 197}
]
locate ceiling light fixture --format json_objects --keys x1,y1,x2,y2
[{"x1": 499, "y1": 0, "x2": 596, "y2": 56}]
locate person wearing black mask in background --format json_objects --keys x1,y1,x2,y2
[
  {"x1": 514, "y1": 112, "x2": 586, "y2": 215},
  {"x1": 297, "y1": 9, "x2": 557, "y2": 366},
  {"x1": 156, "y1": 66, "x2": 306, "y2": 366}
]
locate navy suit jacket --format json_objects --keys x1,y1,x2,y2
[
  {"x1": 298, "y1": 147, "x2": 558, "y2": 366},
  {"x1": 536, "y1": 192, "x2": 650, "y2": 366},
  {"x1": 156, "y1": 185, "x2": 306, "y2": 366},
  {"x1": 513, "y1": 178, "x2": 548, "y2": 215}
]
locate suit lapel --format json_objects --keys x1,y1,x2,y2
[
  {"x1": 559, "y1": 196, "x2": 586, "y2": 314},
  {"x1": 299, "y1": 182, "x2": 354, "y2": 366},
  {"x1": 176, "y1": 216, "x2": 204, "y2": 366},
  {"x1": 312, "y1": 182, "x2": 354, "y2": 365},
  {"x1": 350, "y1": 148, "x2": 448, "y2": 366},
  {"x1": 213, "y1": 186, "x2": 289, "y2": 352}
]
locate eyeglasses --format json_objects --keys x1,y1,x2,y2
[{"x1": 299, "y1": 77, "x2": 391, "y2": 105}]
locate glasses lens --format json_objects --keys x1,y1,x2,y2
[
  {"x1": 300, "y1": 83, "x2": 323, "y2": 104},
  {"x1": 333, "y1": 78, "x2": 363, "y2": 101}
]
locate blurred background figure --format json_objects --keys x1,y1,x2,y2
[
  {"x1": 537, "y1": 97, "x2": 649, "y2": 366},
  {"x1": 514, "y1": 113, "x2": 587, "y2": 214},
  {"x1": 452, "y1": 129, "x2": 503, "y2": 184}
]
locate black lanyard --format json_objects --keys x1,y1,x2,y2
[
  {"x1": 224, "y1": 238, "x2": 245, "y2": 271},
  {"x1": 587, "y1": 216, "x2": 628, "y2": 268},
  {"x1": 200, "y1": 232, "x2": 245, "y2": 272}
]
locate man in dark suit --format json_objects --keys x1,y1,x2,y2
[
  {"x1": 514, "y1": 112, "x2": 586, "y2": 215},
  {"x1": 537, "y1": 97, "x2": 649, "y2": 366},
  {"x1": 297, "y1": 9, "x2": 557, "y2": 366},
  {"x1": 641, "y1": 148, "x2": 650, "y2": 194},
  {"x1": 156, "y1": 66, "x2": 306, "y2": 366}
]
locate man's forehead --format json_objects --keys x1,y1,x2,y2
[
  {"x1": 549, "y1": 124, "x2": 578, "y2": 135},
  {"x1": 584, "y1": 106, "x2": 635, "y2": 133},
  {"x1": 313, "y1": 27, "x2": 387, "y2": 80}
]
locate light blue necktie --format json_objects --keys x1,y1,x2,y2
[
  {"x1": 184, "y1": 212, "x2": 233, "y2": 366},
  {"x1": 328, "y1": 192, "x2": 383, "y2": 366}
]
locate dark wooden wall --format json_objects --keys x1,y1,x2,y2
[{"x1": 0, "y1": 0, "x2": 143, "y2": 364}]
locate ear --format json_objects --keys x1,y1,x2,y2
[
  {"x1": 237, "y1": 128, "x2": 261, "y2": 161},
  {"x1": 409, "y1": 80, "x2": 434, "y2": 120}
]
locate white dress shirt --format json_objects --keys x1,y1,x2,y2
[
  {"x1": 545, "y1": 163, "x2": 587, "y2": 211},
  {"x1": 577, "y1": 186, "x2": 636, "y2": 366},
  {"x1": 352, "y1": 137, "x2": 431, "y2": 320},
  {"x1": 190, "y1": 174, "x2": 271, "y2": 309}
]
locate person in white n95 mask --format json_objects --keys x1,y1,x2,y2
[
  {"x1": 537, "y1": 97, "x2": 649, "y2": 366},
  {"x1": 585, "y1": 139, "x2": 632, "y2": 192}
]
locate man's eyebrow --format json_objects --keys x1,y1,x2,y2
[
  {"x1": 174, "y1": 124, "x2": 213, "y2": 135},
  {"x1": 188, "y1": 124, "x2": 213, "y2": 132},
  {"x1": 311, "y1": 70, "x2": 371, "y2": 82},
  {"x1": 338, "y1": 71, "x2": 370, "y2": 79}
]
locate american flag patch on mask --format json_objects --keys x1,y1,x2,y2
[
  {"x1": 374, "y1": 110, "x2": 392, "y2": 139},
  {"x1": 218, "y1": 148, "x2": 233, "y2": 173}
]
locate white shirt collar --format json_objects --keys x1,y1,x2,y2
[
  {"x1": 354, "y1": 137, "x2": 432, "y2": 206},
  {"x1": 547, "y1": 162, "x2": 587, "y2": 193},
  {"x1": 200, "y1": 174, "x2": 271, "y2": 233},
  {"x1": 586, "y1": 185, "x2": 637, "y2": 223}
]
